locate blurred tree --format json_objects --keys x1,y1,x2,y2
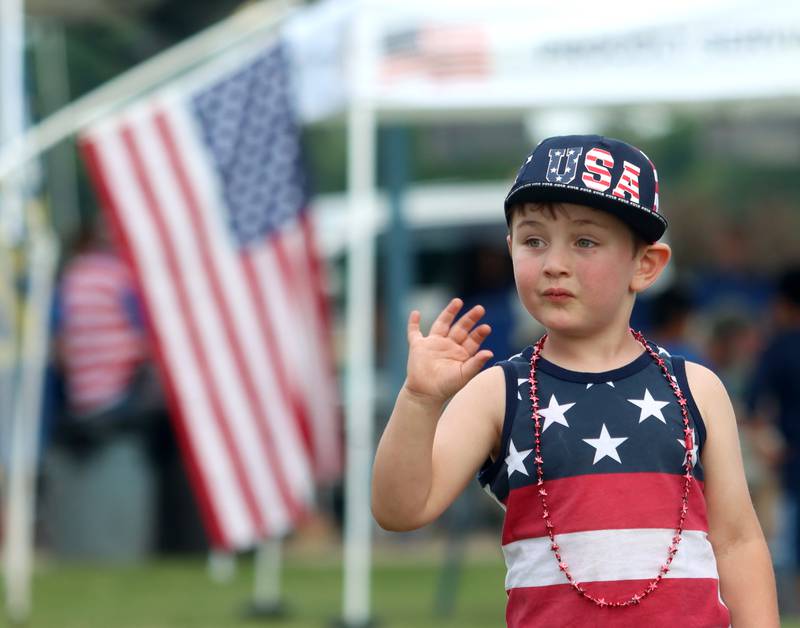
[
  {"x1": 27, "y1": 0, "x2": 246, "y2": 101},
  {"x1": 25, "y1": 0, "x2": 249, "y2": 243}
]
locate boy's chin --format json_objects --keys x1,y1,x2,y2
[
  {"x1": 531, "y1": 307, "x2": 577, "y2": 328},
  {"x1": 536, "y1": 318, "x2": 584, "y2": 336},
  {"x1": 535, "y1": 313, "x2": 605, "y2": 338}
]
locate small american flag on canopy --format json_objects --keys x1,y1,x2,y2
[{"x1": 80, "y1": 41, "x2": 341, "y2": 550}]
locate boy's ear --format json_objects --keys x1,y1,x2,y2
[
  {"x1": 506, "y1": 234, "x2": 512, "y2": 255},
  {"x1": 631, "y1": 242, "x2": 671, "y2": 293}
]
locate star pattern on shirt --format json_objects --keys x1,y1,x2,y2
[
  {"x1": 539, "y1": 394, "x2": 575, "y2": 432},
  {"x1": 677, "y1": 428, "x2": 699, "y2": 468},
  {"x1": 628, "y1": 388, "x2": 670, "y2": 424},
  {"x1": 582, "y1": 423, "x2": 628, "y2": 464},
  {"x1": 481, "y1": 354, "x2": 708, "y2": 509},
  {"x1": 586, "y1": 381, "x2": 615, "y2": 389},
  {"x1": 506, "y1": 439, "x2": 533, "y2": 477}
]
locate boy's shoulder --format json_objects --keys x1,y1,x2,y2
[
  {"x1": 683, "y1": 359, "x2": 730, "y2": 432},
  {"x1": 684, "y1": 360, "x2": 726, "y2": 396},
  {"x1": 449, "y1": 363, "x2": 507, "y2": 456},
  {"x1": 460, "y1": 362, "x2": 508, "y2": 402},
  {"x1": 495, "y1": 346, "x2": 534, "y2": 372}
]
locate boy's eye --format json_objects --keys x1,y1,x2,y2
[
  {"x1": 576, "y1": 238, "x2": 596, "y2": 248},
  {"x1": 525, "y1": 237, "x2": 545, "y2": 248}
]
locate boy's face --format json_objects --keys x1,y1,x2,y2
[{"x1": 507, "y1": 202, "x2": 645, "y2": 337}]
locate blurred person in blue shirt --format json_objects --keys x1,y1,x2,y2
[
  {"x1": 458, "y1": 244, "x2": 516, "y2": 367},
  {"x1": 643, "y1": 282, "x2": 705, "y2": 364},
  {"x1": 693, "y1": 222, "x2": 773, "y2": 319},
  {"x1": 746, "y1": 266, "x2": 800, "y2": 606}
]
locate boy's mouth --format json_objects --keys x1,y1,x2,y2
[{"x1": 542, "y1": 288, "x2": 574, "y2": 301}]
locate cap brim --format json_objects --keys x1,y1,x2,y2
[{"x1": 505, "y1": 183, "x2": 667, "y2": 243}]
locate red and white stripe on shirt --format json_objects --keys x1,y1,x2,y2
[{"x1": 59, "y1": 251, "x2": 146, "y2": 415}]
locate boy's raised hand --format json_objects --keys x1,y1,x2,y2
[{"x1": 404, "y1": 298, "x2": 493, "y2": 404}]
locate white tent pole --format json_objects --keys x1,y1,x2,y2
[
  {"x1": 252, "y1": 537, "x2": 283, "y2": 611},
  {"x1": 206, "y1": 550, "x2": 237, "y2": 584},
  {"x1": 0, "y1": 0, "x2": 291, "y2": 183},
  {"x1": 0, "y1": 0, "x2": 30, "y2": 621},
  {"x1": 3, "y1": 222, "x2": 58, "y2": 624},
  {"x1": 341, "y1": 8, "x2": 377, "y2": 628},
  {"x1": 0, "y1": 0, "x2": 23, "y2": 476},
  {"x1": 0, "y1": 0, "x2": 25, "y2": 242}
]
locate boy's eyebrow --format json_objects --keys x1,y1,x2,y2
[
  {"x1": 514, "y1": 218, "x2": 544, "y2": 230},
  {"x1": 571, "y1": 218, "x2": 610, "y2": 229},
  {"x1": 514, "y1": 217, "x2": 610, "y2": 230}
]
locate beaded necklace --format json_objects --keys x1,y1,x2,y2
[{"x1": 528, "y1": 329, "x2": 695, "y2": 608}]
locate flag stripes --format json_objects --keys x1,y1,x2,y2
[
  {"x1": 81, "y1": 136, "x2": 242, "y2": 547},
  {"x1": 80, "y1": 43, "x2": 340, "y2": 549},
  {"x1": 82, "y1": 101, "x2": 316, "y2": 547}
]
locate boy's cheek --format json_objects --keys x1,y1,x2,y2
[{"x1": 512, "y1": 267, "x2": 539, "y2": 292}]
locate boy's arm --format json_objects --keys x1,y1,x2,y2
[
  {"x1": 686, "y1": 362, "x2": 779, "y2": 627},
  {"x1": 371, "y1": 299, "x2": 503, "y2": 531}
]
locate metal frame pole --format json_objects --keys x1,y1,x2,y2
[{"x1": 341, "y1": 8, "x2": 377, "y2": 628}]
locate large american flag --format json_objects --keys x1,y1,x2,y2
[{"x1": 79, "y1": 42, "x2": 341, "y2": 550}]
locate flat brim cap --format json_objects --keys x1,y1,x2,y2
[{"x1": 504, "y1": 134, "x2": 667, "y2": 243}]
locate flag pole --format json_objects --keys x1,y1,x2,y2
[{"x1": 340, "y1": 8, "x2": 377, "y2": 628}]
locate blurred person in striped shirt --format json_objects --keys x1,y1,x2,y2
[
  {"x1": 53, "y1": 214, "x2": 153, "y2": 424},
  {"x1": 43, "y1": 213, "x2": 164, "y2": 560}
]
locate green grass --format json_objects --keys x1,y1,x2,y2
[
  {"x1": 17, "y1": 550, "x2": 800, "y2": 628},
  {"x1": 25, "y1": 551, "x2": 508, "y2": 628}
]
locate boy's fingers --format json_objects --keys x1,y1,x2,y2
[
  {"x1": 462, "y1": 323, "x2": 491, "y2": 355},
  {"x1": 462, "y1": 350, "x2": 494, "y2": 382},
  {"x1": 429, "y1": 298, "x2": 463, "y2": 337},
  {"x1": 447, "y1": 304, "x2": 485, "y2": 343},
  {"x1": 407, "y1": 310, "x2": 422, "y2": 343}
]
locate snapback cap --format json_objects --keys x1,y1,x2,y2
[{"x1": 504, "y1": 134, "x2": 667, "y2": 242}]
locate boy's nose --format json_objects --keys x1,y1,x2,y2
[{"x1": 542, "y1": 244, "x2": 570, "y2": 278}]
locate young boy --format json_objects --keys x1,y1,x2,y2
[{"x1": 371, "y1": 135, "x2": 778, "y2": 626}]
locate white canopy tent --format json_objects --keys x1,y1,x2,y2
[{"x1": 2, "y1": 0, "x2": 799, "y2": 624}]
